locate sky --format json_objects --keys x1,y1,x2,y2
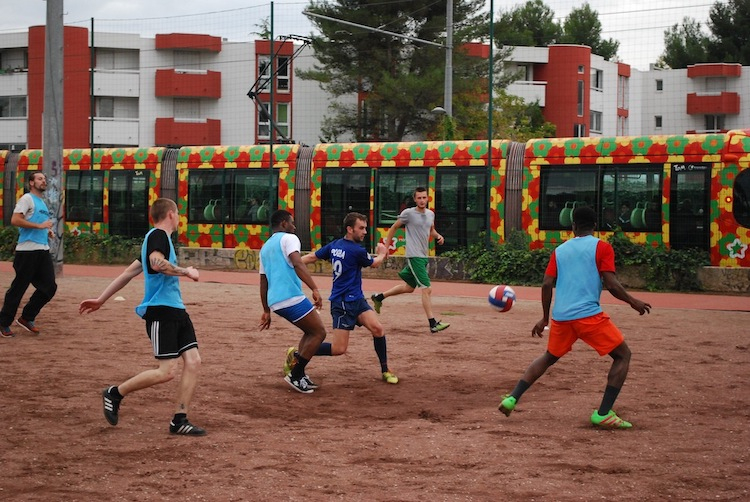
[{"x1": 0, "y1": 0, "x2": 716, "y2": 71}]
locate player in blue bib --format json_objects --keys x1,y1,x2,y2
[{"x1": 302, "y1": 212, "x2": 398, "y2": 384}]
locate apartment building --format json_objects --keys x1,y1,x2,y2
[{"x1": 0, "y1": 27, "x2": 747, "y2": 151}]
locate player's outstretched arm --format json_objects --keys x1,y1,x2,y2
[
  {"x1": 300, "y1": 252, "x2": 318, "y2": 265},
  {"x1": 370, "y1": 242, "x2": 388, "y2": 269},
  {"x1": 79, "y1": 260, "x2": 143, "y2": 314},
  {"x1": 602, "y1": 271, "x2": 651, "y2": 315}
]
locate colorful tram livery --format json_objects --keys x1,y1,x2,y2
[
  {"x1": 0, "y1": 130, "x2": 748, "y2": 269},
  {"x1": 523, "y1": 131, "x2": 750, "y2": 268}
]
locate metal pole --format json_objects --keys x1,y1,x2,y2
[
  {"x1": 486, "y1": 0, "x2": 494, "y2": 249},
  {"x1": 89, "y1": 18, "x2": 95, "y2": 228},
  {"x1": 268, "y1": 1, "x2": 274, "y2": 224},
  {"x1": 444, "y1": 0, "x2": 453, "y2": 117},
  {"x1": 43, "y1": 0, "x2": 64, "y2": 276}
]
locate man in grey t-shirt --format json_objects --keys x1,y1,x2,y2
[{"x1": 370, "y1": 187, "x2": 450, "y2": 333}]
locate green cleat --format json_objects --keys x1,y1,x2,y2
[
  {"x1": 283, "y1": 347, "x2": 297, "y2": 376},
  {"x1": 371, "y1": 294, "x2": 382, "y2": 314},
  {"x1": 591, "y1": 409, "x2": 632, "y2": 429},
  {"x1": 382, "y1": 371, "x2": 399, "y2": 384},
  {"x1": 430, "y1": 321, "x2": 450, "y2": 333},
  {"x1": 498, "y1": 394, "x2": 516, "y2": 417}
]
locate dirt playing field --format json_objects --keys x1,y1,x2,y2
[{"x1": 0, "y1": 264, "x2": 748, "y2": 501}]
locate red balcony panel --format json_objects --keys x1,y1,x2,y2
[
  {"x1": 686, "y1": 92, "x2": 740, "y2": 115},
  {"x1": 155, "y1": 33, "x2": 222, "y2": 52},
  {"x1": 155, "y1": 118, "x2": 221, "y2": 146},
  {"x1": 155, "y1": 69, "x2": 221, "y2": 99},
  {"x1": 687, "y1": 63, "x2": 741, "y2": 78}
]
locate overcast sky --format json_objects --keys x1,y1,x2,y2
[{"x1": 1, "y1": 0, "x2": 716, "y2": 71}]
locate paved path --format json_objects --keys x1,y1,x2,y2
[{"x1": 2, "y1": 262, "x2": 746, "y2": 312}]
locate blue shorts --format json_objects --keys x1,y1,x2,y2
[
  {"x1": 330, "y1": 298, "x2": 372, "y2": 331},
  {"x1": 275, "y1": 298, "x2": 316, "y2": 324}
]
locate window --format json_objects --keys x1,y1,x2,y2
[
  {"x1": 655, "y1": 116, "x2": 663, "y2": 129},
  {"x1": 96, "y1": 97, "x2": 138, "y2": 119},
  {"x1": 97, "y1": 97, "x2": 114, "y2": 118},
  {"x1": 592, "y1": 69, "x2": 603, "y2": 90},
  {"x1": 573, "y1": 124, "x2": 585, "y2": 137},
  {"x1": 704, "y1": 115, "x2": 725, "y2": 133},
  {"x1": 0, "y1": 143, "x2": 25, "y2": 151},
  {"x1": 257, "y1": 102, "x2": 290, "y2": 141},
  {"x1": 95, "y1": 49, "x2": 138, "y2": 71},
  {"x1": 590, "y1": 111, "x2": 602, "y2": 134},
  {"x1": 174, "y1": 98, "x2": 200, "y2": 120},
  {"x1": 578, "y1": 65, "x2": 585, "y2": 74},
  {"x1": 375, "y1": 169, "x2": 430, "y2": 225},
  {"x1": 734, "y1": 169, "x2": 750, "y2": 228},
  {"x1": 277, "y1": 57, "x2": 290, "y2": 91},
  {"x1": 0, "y1": 96, "x2": 26, "y2": 117},
  {"x1": 0, "y1": 48, "x2": 27, "y2": 71},
  {"x1": 577, "y1": 80, "x2": 584, "y2": 116},
  {"x1": 617, "y1": 115, "x2": 628, "y2": 136},
  {"x1": 187, "y1": 169, "x2": 278, "y2": 224},
  {"x1": 65, "y1": 171, "x2": 104, "y2": 222},
  {"x1": 257, "y1": 56, "x2": 271, "y2": 93},
  {"x1": 174, "y1": 50, "x2": 200, "y2": 71},
  {"x1": 618, "y1": 75, "x2": 628, "y2": 109},
  {"x1": 656, "y1": 79, "x2": 663, "y2": 91},
  {"x1": 539, "y1": 165, "x2": 662, "y2": 233}
]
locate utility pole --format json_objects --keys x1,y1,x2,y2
[{"x1": 43, "y1": 0, "x2": 65, "y2": 276}]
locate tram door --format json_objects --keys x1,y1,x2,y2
[
  {"x1": 109, "y1": 170, "x2": 149, "y2": 238},
  {"x1": 320, "y1": 168, "x2": 370, "y2": 247},
  {"x1": 435, "y1": 168, "x2": 488, "y2": 253},
  {"x1": 669, "y1": 163, "x2": 710, "y2": 251}
]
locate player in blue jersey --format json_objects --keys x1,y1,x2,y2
[
  {"x1": 80, "y1": 198, "x2": 206, "y2": 436},
  {"x1": 498, "y1": 206, "x2": 651, "y2": 429},
  {"x1": 301, "y1": 212, "x2": 397, "y2": 384},
  {"x1": 259, "y1": 210, "x2": 327, "y2": 394}
]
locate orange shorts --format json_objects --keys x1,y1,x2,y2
[{"x1": 547, "y1": 312, "x2": 624, "y2": 358}]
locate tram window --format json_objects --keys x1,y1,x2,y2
[
  {"x1": 65, "y1": 171, "x2": 104, "y2": 222},
  {"x1": 375, "y1": 169, "x2": 428, "y2": 225},
  {"x1": 233, "y1": 170, "x2": 278, "y2": 224},
  {"x1": 732, "y1": 169, "x2": 750, "y2": 227},
  {"x1": 188, "y1": 171, "x2": 225, "y2": 223},
  {"x1": 602, "y1": 166, "x2": 661, "y2": 231},
  {"x1": 538, "y1": 167, "x2": 597, "y2": 230}
]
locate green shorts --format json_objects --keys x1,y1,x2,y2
[{"x1": 398, "y1": 257, "x2": 431, "y2": 288}]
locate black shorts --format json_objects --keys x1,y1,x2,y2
[{"x1": 145, "y1": 311, "x2": 198, "y2": 359}]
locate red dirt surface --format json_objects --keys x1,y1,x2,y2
[{"x1": 0, "y1": 264, "x2": 748, "y2": 501}]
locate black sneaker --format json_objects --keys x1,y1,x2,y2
[
  {"x1": 302, "y1": 375, "x2": 319, "y2": 390},
  {"x1": 102, "y1": 386, "x2": 122, "y2": 426},
  {"x1": 284, "y1": 374, "x2": 314, "y2": 394},
  {"x1": 169, "y1": 420, "x2": 207, "y2": 436}
]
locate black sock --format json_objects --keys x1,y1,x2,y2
[
  {"x1": 429, "y1": 318, "x2": 437, "y2": 328},
  {"x1": 110, "y1": 386, "x2": 123, "y2": 399},
  {"x1": 316, "y1": 342, "x2": 333, "y2": 356},
  {"x1": 374, "y1": 293, "x2": 385, "y2": 302},
  {"x1": 373, "y1": 336, "x2": 388, "y2": 372},
  {"x1": 291, "y1": 354, "x2": 310, "y2": 379},
  {"x1": 173, "y1": 413, "x2": 187, "y2": 424},
  {"x1": 598, "y1": 385, "x2": 621, "y2": 416},
  {"x1": 510, "y1": 380, "x2": 531, "y2": 401}
]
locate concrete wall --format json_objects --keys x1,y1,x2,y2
[{"x1": 179, "y1": 248, "x2": 750, "y2": 294}]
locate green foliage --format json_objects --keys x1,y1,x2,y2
[
  {"x1": 560, "y1": 4, "x2": 619, "y2": 60},
  {"x1": 495, "y1": 0, "x2": 561, "y2": 47},
  {"x1": 62, "y1": 233, "x2": 142, "y2": 265},
  {"x1": 0, "y1": 226, "x2": 19, "y2": 260},
  {"x1": 302, "y1": 0, "x2": 491, "y2": 142},
  {"x1": 444, "y1": 231, "x2": 710, "y2": 291},
  {"x1": 443, "y1": 235, "x2": 552, "y2": 286},
  {"x1": 606, "y1": 233, "x2": 710, "y2": 291},
  {"x1": 658, "y1": 17, "x2": 710, "y2": 68}
]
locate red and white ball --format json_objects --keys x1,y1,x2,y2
[{"x1": 488, "y1": 285, "x2": 516, "y2": 312}]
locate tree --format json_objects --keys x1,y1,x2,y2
[
  {"x1": 658, "y1": 17, "x2": 710, "y2": 69},
  {"x1": 560, "y1": 3, "x2": 619, "y2": 61},
  {"x1": 494, "y1": 0, "x2": 560, "y2": 47},
  {"x1": 300, "y1": 0, "x2": 492, "y2": 142},
  {"x1": 706, "y1": 0, "x2": 750, "y2": 65}
]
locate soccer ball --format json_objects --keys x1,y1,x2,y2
[{"x1": 488, "y1": 285, "x2": 516, "y2": 312}]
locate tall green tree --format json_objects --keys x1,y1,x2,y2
[
  {"x1": 657, "y1": 17, "x2": 710, "y2": 68},
  {"x1": 299, "y1": 0, "x2": 492, "y2": 142},
  {"x1": 706, "y1": 0, "x2": 750, "y2": 65},
  {"x1": 494, "y1": 0, "x2": 560, "y2": 47},
  {"x1": 560, "y1": 3, "x2": 619, "y2": 60}
]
